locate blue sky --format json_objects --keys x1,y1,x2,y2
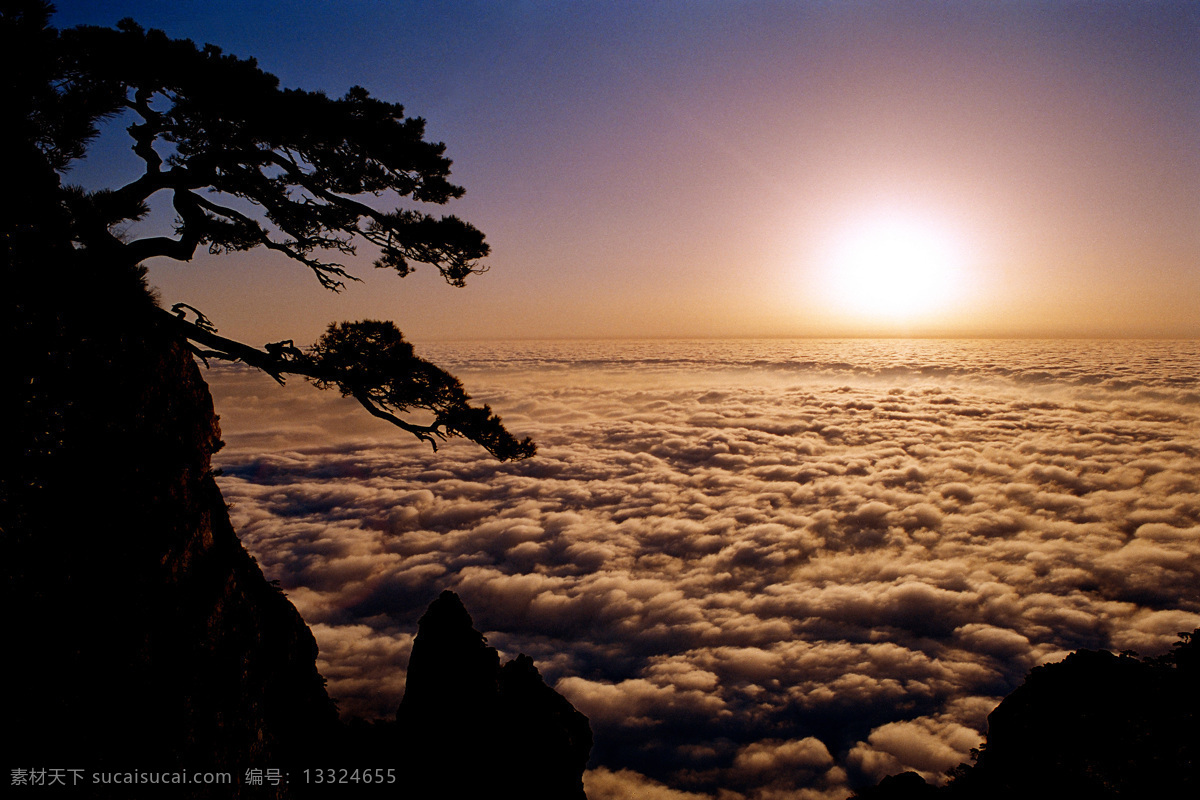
[{"x1": 50, "y1": 1, "x2": 1200, "y2": 341}]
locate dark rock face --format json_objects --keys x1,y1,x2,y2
[
  {"x1": 853, "y1": 771, "x2": 940, "y2": 800},
  {"x1": 398, "y1": 590, "x2": 593, "y2": 800},
  {"x1": 6, "y1": 256, "x2": 592, "y2": 796},
  {"x1": 5, "y1": 260, "x2": 340, "y2": 788},
  {"x1": 951, "y1": 638, "x2": 1198, "y2": 799},
  {"x1": 853, "y1": 631, "x2": 1198, "y2": 799}
]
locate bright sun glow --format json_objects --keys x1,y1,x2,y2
[{"x1": 824, "y1": 215, "x2": 963, "y2": 323}]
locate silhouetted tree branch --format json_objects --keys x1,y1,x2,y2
[
  {"x1": 163, "y1": 308, "x2": 534, "y2": 461},
  {"x1": 10, "y1": 0, "x2": 533, "y2": 459},
  {"x1": 54, "y1": 17, "x2": 490, "y2": 288}
]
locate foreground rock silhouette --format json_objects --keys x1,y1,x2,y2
[
  {"x1": 4, "y1": 255, "x2": 590, "y2": 798},
  {"x1": 398, "y1": 591, "x2": 592, "y2": 800},
  {"x1": 853, "y1": 630, "x2": 1198, "y2": 799}
]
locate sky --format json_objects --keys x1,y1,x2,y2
[
  {"x1": 205, "y1": 338, "x2": 1200, "y2": 798},
  {"x1": 49, "y1": 0, "x2": 1200, "y2": 342}
]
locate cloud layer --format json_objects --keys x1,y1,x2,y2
[{"x1": 207, "y1": 339, "x2": 1200, "y2": 799}]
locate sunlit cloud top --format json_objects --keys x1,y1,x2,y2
[{"x1": 204, "y1": 338, "x2": 1200, "y2": 797}]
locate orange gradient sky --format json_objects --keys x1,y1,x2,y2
[{"x1": 56, "y1": 1, "x2": 1199, "y2": 342}]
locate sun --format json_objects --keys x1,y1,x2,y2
[{"x1": 823, "y1": 215, "x2": 963, "y2": 323}]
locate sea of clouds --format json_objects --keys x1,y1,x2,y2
[{"x1": 205, "y1": 339, "x2": 1200, "y2": 800}]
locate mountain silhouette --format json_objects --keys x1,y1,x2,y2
[
  {"x1": 4, "y1": 248, "x2": 591, "y2": 798},
  {"x1": 397, "y1": 590, "x2": 592, "y2": 799},
  {"x1": 853, "y1": 630, "x2": 1198, "y2": 799}
]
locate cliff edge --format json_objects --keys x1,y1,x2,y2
[{"x1": 3, "y1": 252, "x2": 591, "y2": 797}]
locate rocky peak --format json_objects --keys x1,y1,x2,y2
[{"x1": 398, "y1": 590, "x2": 592, "y2": 800}]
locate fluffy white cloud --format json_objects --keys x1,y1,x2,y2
[
  {"x1": 204, "y1": 339, "x2": 1200, "y2": 798},
  {"x1": 847, "y1": 714, "x2": 981, "y2": 783},
  {"x1": 584, "y1": 767, "x2": 714, "y2": 800}
]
